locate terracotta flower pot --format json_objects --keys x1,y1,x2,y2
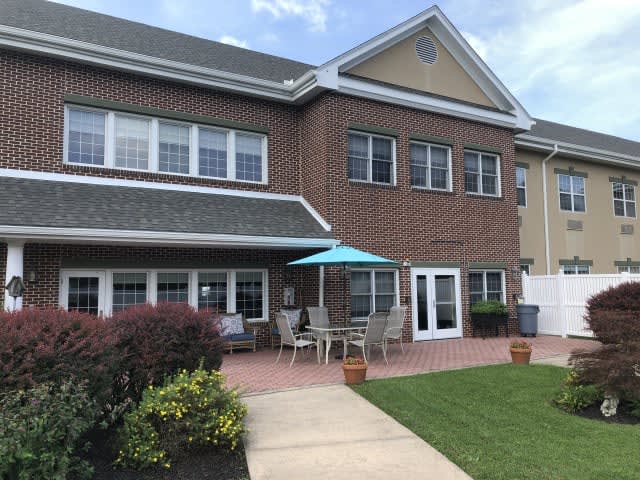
[
  {"x1": 510, "y1": 348, "x2": 532, "y2": 365},
  {"x1": 342, "y1": 363, "x2": 368, "y2": 385}
]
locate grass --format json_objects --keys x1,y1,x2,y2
[{"x1": 352, "y1": 364, "x2": 640, "y2": 480}]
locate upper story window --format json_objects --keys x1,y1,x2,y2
[
  {"x1": 68, "y1": 109, "x2": 106, "y2": 166},
  {"x1": 516, "y1": 166, "x2": 527, "y2": 207},
  {"x1": 612, "y1": 182, "x2": 636, "y2": 218},
  {"x1": 562, "y1": 265, "x2": 590, "y2": 275},
  {"x1": 464, "y1": 150, "x2": 500, "y2": 196},
  {"x1": 558, "y1": 174, "x2": 585, "y2": 212},
  {"x1": 618, "y1": 265, "x2": 640, "y2": 274},
  {"x1": 65, "y1": 106, "x2": 267, "y2": 184},
  {"x1": 410, "y1": 142, "x2": 451, "y2": 191},
  {"x1": 348, "y1": 132, "x2": 395, "y2": 185}
]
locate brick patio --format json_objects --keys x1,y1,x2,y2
[{"x1": 221, "y1": 336, "x2": 596, "y2": 394}]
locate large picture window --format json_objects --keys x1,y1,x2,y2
[
  {"x1": 198, "y1": 272, "x2": 227, "y2": 312},
  {"x1": 235, "y1": 271, "x2": 264, "y2": 320},
  {"x1": 350, "y1": 270, "x2": 398, "y2": 319},
  {"x1": 112, "y1": 272, "x2": 148, "y2": 312},
  {"x1": 469, "y1": 270, "x2": 504, "y2": 305},
  {"x1": 65, "y1": 105, "x2": 267, "y2": 184},
  {"x1": 464, "y1": 151, "x2": 500, "y2": 196},
  {"x1": 156, "y1": 272, "x2": 190, "y2": 303},
  {"x1": 410, "y1": 142, "x2": 451, "y2": 191},
  {"x1": 348, "y1": 132, "x2": 395, "y2": 185}
]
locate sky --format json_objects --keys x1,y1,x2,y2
[{"x1": 51, "y1": 0, "x2": 640, "y2": 141}]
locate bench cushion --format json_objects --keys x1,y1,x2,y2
[{"x1": 228, "y1": 333, "x2": 256, "y2": 342}]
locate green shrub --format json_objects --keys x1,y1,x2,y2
[
  {"x1": 553, "y1": 370, "x2": 601, "y2": 414},
  {"x1": 115, "y1": 367, "x2": 246, "y2": 470},
  {"x1": 0, "y1": 380, "x2": 98, "y2": 480},
  {"x1": 470, "y1": 300, "x2": 508, "y2": 316},
  {"x1": 630, "y1": 398, "x2": 640, "y2": 418}
]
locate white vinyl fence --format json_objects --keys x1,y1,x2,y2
[{"x1": 521, "y1": 271, "x2": 640, "y2": 337}]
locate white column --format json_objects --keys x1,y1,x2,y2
[
  {"x1": 4, "y1": 240, "x2": 25, "y2": 311},
  {"x1": 318, "y1": 266, "x2": 325, "y2": 307}
]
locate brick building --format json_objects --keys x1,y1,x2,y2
[{"x1": 0, "y1": 1, "x2": 535, "y2": 344}]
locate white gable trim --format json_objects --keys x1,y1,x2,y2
[
  {"x1": 315, "y1": 6, "x2": 533, "y2": 131},
  {"x1": 0, "y1": 168, "x2": 332, "y2": 232}
]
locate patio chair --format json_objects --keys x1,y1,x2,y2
[
  {"x1": 348, "y1": 312, "x2": 389, "y2": 364},
  {"x1": 219, "y1": 313, "x2": 257, "y2": 354},
  {"x1": 383, "y1": 305, "x2": 407, "y2": 354},
  {"x1": 275, "y1": 312, "x2": 319, "y2": 367},
  {"x1": 270, "y1": 307, "x2": 302, "y2": 349},
  {"x1": 307, "y1": 306, "x2": 345, "y2": 354}
]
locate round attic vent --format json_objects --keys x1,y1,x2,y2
[{"x1": 415, "y1": 36, "x2": 438, "y2": 65}]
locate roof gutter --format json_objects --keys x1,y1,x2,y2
[{"x1": 541, "y1": 144, "x2": 559, "y2": 275}]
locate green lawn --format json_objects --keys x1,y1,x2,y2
[{"x1": 352, "y1": 364, "x2": 640, "y2": 480}]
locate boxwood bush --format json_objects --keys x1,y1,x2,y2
[
  {"x1": 470, "y1": 300, "x2": 508, "y2": 316},
  {"x1": 0, "y1": 380, "x2": 98, "y2": 480}
]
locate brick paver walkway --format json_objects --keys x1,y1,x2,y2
[{"x1": 222, "y1": 335, "x2": 596, "y2": 393}]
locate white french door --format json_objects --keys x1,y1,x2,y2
[
  {"x1": 411, "y1": 268, "x2": 462, "y2": 341},
  {"x1": 59, "y1": 271, "x2": 106, "y2": 316}
]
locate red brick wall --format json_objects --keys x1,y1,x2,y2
[
  {"x1": 0, "y1": 49, "x2": 301, "y2": 196},
  {"x1": 299, "y1": 93, "x2": 521, "y2": 338},
  {"x1": 2, "y1": 49, "x2": 521, "y2": 340}
]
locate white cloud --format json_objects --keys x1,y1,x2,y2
[
  {"x1": 251, "y1": 0, "x2": 330, "y2": 32},
  {"x1": 461, "y1": 31, "x2": 488, "y2": 62},
  {"x1": 218, "y1": 35, "x2": 249, "y2": 49}
]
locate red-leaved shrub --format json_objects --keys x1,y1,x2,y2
[
  {"x1": 108, "y1": 303, "x2": 223, "y2": 403},
  {"x1": 0, "y1": 308, "x2": 118, "y2": 408},
  {"x1": 570, "y1": 282, "x2": 640, "y2": 400}
]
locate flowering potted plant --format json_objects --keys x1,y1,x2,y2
[
  {"x1": 342, "y1": 355, "x2": 367, "y2": 385},
  {"x1": 509, "y1": 339, "x2": 532, "y2": 365}
]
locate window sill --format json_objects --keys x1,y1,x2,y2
[
  {"x1": 348, "y1": 180, "x2": 397, "y2": 190},
  {"x1": 465, "y1": 193, "x2": 502, "y2": 201},
  {"x1": 411, "y1": 187, "x2": 454, "y2": 196}
]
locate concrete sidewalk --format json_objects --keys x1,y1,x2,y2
[{"x1": 242, "y1": 384, "x2": 472, "y2": 480}]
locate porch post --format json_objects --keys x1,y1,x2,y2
[
  {"x1": 4, "y1": 240, "x2": 25, "y2": 311},
  {"x1": 319, "y1": 266, "x2": 324, "y2": 307}
]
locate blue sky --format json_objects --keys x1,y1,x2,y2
[{"x1": 52, "y1": 0, "x2": 640, "y2": 141}]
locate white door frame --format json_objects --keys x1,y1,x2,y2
[
  {"x1": 411, "y1": 267, "x2": 463, "y2": 341},
  {"x1": 59, "y1": 270, "x2": 106, "y2": 316}
]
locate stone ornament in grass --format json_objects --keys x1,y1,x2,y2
[{"x1": 601, "y1": 395, "x2": 619, "y2": 417}]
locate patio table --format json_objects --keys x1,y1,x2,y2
[{"x1": 306, "y1": 325, "x2": 365, "y2": 364}]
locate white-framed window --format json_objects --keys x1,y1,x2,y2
[
  {"x1": 115, "y1": 115, "x2": 150, "y2": 170},
  {"x1": 409, "y1": 142, "x2": 452, "y2": 191},
  {"x1": 67, "y1": 108, "x2": 106, "y2": 166},
  {"x1": 350, "y1": 269, "x2": 399, "y2": 319},
  {"x1": 618, "y1": 265, "x2": 640, "y2": 274},
  {"x1": 112, "y1": 272, "x2": 148, "y2": 312},
  {"x1": 562, "y1": 265, "x2": 590, "y2": 275},
  {"x1": 348, "y1": 132, "x2": 396, "y2": 185},
  {"x1": 64, "y1": 105, "x2": 268, "y2": 184},
  {"x1": 520, "y1": 264, "x2": 530, "y2": 276},
  {"x1": 469, "y1": 270, "x2": 504, "y2": 305},
  {"x1": 558, "y1": 174, "x2": 586, "y2": 212},
  {"x1": 612, "y1": 183, "x2": 636, "y2": 218},
  {"x1": 60, "y1": 268, "x2": 268, "y2": 320},
  {"x1": 464, "y1": 150, "x2": 501, "y2": 196},
  {"x1": 516, "y1": 166, "x2": 527, "y2": 207}
]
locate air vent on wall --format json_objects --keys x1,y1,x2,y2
[
  {"x1": 567, "y1": 219, "x2": 583, "y2": 231},
  {"x1": 415, "y1": 36, "x2": 438, "y2": 65},
  {"x1": 621, "y1": 224, "x2": 634, "y2": 235}
]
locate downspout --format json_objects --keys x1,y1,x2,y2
[{"x1": 542, "y1": 144, "x2": 559, "y2": 275}]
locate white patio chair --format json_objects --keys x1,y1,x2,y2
[
  {"x1": 348, "y1": 312, "x2": 388, "y2": 364},
  {"x1": 275, "y1": 312, "x2": 319, "y2": 367},
  {"x1": 384, "y1": 306, "x2": 407, "y2": 354},
  {"x1": 307, "y1": 306, "x2": 345, "y2": 354}
]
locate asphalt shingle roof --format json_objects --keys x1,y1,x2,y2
[
  {"x1": 0, "y1": 0, "x2": 314, "y2": 83},
  {"x1": 0, "y1": 177, "x2": 333, "y2": 239},
  {"x1": 522, "y1": 119, "x2": 640, "y2": 158}
]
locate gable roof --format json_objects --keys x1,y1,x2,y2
[
  {"x1": 0, "y1": 175, "x2": 336, "y2": 247},
  {"x1": 0, "y1": 0, "x2": 312, "y2": 83}
]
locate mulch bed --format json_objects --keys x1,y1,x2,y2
[
  {"x1": 576, "y1": 402, "x2": 639, "y2": 425},
  {"x1": 85, "y1": 429, "x2": 250, "y2": 480}
]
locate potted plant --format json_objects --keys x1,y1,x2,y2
[
  {"x1": 470, "y1": 300, "x2": 509, "y2": 337},
  {"x1": 509, "y1": 339, "x2": 532, "y2": 365},
  {"x1": 342, "y1": 355, "x2": 367, "y2": 385}
]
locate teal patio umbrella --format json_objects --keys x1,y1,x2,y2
[{"x1": 288, "y1": 246, "x2": 398, "y2": 321}]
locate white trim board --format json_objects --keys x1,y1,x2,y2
[
  {"x1": 0, "y1": 168, "x2": 332, "y2": 232},
  {"x1": 0, "y1": 225, "x2": 339, "y2": 249}
]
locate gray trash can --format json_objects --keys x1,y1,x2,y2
[{"x1": 516, "y1": 304, "x2": 539, "y2": 337}]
